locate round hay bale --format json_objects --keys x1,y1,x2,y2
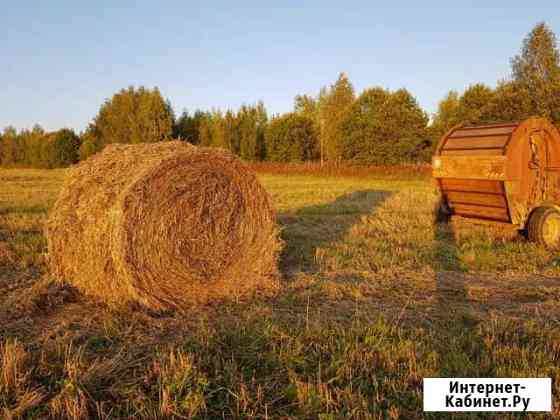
[{"x1": 46, "y1": 141, "x2": 281, "y2": 310}]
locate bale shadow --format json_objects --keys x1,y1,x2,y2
[
  {"x1": 278, "y1": 189, "x2": 391, "y2": 275},
  {"x1": 0, "y1": 206, "x2": 48, "y2": 216},
  {"x1": 0, "y1": 227, "x2": 43, "y2": 242}
]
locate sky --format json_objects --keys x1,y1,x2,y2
[{"x1": 1, "y1": 1, "x2": 559, "y2": 132}]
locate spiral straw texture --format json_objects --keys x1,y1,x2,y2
[{"x1": 46, "y1": 141, "x2": 281, "y2": 310}]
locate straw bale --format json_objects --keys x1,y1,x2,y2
[{"x1": 46, "y1": 141, "x2": 281, "y2": 309}]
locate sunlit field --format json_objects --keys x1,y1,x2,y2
[{"x1": 1, "y1": 168, "x2": 559, "y2": 419}]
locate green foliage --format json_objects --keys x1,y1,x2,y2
[
  {"x1": 79, "y1": 126, "x2": 102, "y2": 161},
  {"x1": 90, "y1": 86, "x2": 173, "y2": 150},
  {"x1": 191, "y1": 103, "x2": 268, "y2": 160},
  {"x1": 209, "y1": 110, "x2": 227, "y2": 149},
  {"x1": 510, "y1": 22, "x2": 560, "y2": 124},
  {"x1": 431, "y1": 91, "x2": 461, "y2": 140},
  {"x1": 340, "y1": 87, "x2": 429, "y2": 165},
  {"x1": 238, "y1": 102, "x2": 267, "y2": 161},
  {"x1": 198, "y1": 113, "x2": 214, "y2": 147},
  {"x1": 46, "y1": 129, "x2": 81, "y2": 168},
  {"x1": 173, "y1": 110, "x2": 205, "y2": 144},
  {"x1": 237, "y1": 107, "x2": 258, "y2": 160},
  {"x1": 22, "y1": 125, "x2": 47, "y2": 167},
  {"x1": 431, "y1": 84, "x2": 495, "y2": 142},
  {"x1": 0, "y1": 126, "x2": 79, "y2": 168},
  {"x1": 294, "y1": 95, "x2": 319, "y2": 120},
  {"x1": 294, "y1": 94, "x2": 321, "y2": 158},
  {"x1": 458, "y1": 83, "x2": 495, "y2": 124},
  {"x1": 265, "y1": 113, "x2": 317, "y2": 162},
  {"x1": 0, "y1": 127, "x2": 23, "y2": 166},
  {"x1": 319, "y1": 73, "x2": 355, "y2": 163},
  {"x1": 479, "y1": 80, "x2": 533, "y2": 123},
  {"x1": 512, "y1": 23, "x2": 560, "y2": 82}
]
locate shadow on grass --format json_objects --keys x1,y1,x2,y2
[
  {"x1": 277, "y1": 189, "x2": 391, "y2": 275},
  {"x1": 432, "y1": 209, "x2": 488, "y2": 380},
  {"x1": 0, "y1": 228, "x2": 43, "y2": 243},
  {"x1": 0, "y1": 206, "x2": 48, "y2": 216}
]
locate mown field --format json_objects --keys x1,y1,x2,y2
[{"x1": 1, "y1": 167, "x2": 560, "y2": 419}]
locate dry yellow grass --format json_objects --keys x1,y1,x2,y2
[
  {"x1": 1, "y1": 168, "x2": 560, "y2": 418},
  {"x1": 1, "y1": 339, "x2": 45, "y2": 419}
]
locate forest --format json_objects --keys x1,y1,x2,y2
[{"x1": 1, "y1": 22, "x2": 559, "y2": 169}]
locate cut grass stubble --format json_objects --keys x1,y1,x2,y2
[{"x1": 1, "y1": 168, "x2": 559, "y2": 418}]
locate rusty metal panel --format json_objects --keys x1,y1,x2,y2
[
  {"x1": 444, "y1": 191, "x2": 508, "y2": 208},
  {"x1": 441, "y1": 148, "x2": 504, "y2": 156},
  {"x1": 449, "y1": 203, "x2": 510, "y2": 222},
  {"x1": 436, "y1": 122, "x2": 519, "y2": 157},
  {"x1": 443, "y1": 135, "x2": 510, "y2": 149},
  {"x1": 504, "y1": 118, "x2": 560, "y2": 225},
  {"x1": 450, "y1": 125, "x2": 517, "y2": 138},
  {"x1": 433, "y1": 156, "x2": 507, "y2": 180},
  {"x1": 440, "y1": 178, "x2": 505, "y2": 194}
]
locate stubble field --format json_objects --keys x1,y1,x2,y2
[{"x1": 1, "y1": 167, "x2": 559, "y2": 419}]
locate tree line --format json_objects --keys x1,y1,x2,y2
[
  {"x1": 0, "y1": 126, "x2": 80, "y2": 168},
  {"x1": 1, "y1": 22, "x2": 559, "y2": 168}
]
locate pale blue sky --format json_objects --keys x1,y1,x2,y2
[{"x1": 1, "y1": 1, "x2": 559, "y2": 132}]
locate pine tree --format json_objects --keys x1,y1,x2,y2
[
  {"x1": 198, "y1": 113, "x2": 214, "y2": 146},
  {"x1": 209, "y1": 110, "x2": 227, "y2": 149},
  {"x1": 173, "y1": 110, "x2": 205, "y2": 144},
  {"x1": 224, "y1": 109, "x2": 239, "y2": 154},
  {"x1": 238, "y1": 105, "x2": 257, "y2": 160},
  {"x1": 255, "y1": 101, "x2": 268, "y2": 160},
  {"x1": 511, "y1": 22, "x2": 560, "y2": 123}
]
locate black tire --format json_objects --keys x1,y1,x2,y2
[{"x1": 527, "y1": 206, "x2": 560, "y2": 249}]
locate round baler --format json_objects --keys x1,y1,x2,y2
[{"x1": 433, "y1": 117, "x2": 560, "y2": 248}]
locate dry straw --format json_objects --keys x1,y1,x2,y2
[{"x1": 46, "y1": 141, "x2": 281, "y2": 310}]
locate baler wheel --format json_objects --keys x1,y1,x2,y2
[{"x1": 527, "y1": 206, "x2": 560, "y2": 249}]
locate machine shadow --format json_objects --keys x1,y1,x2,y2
[
  {"x1": 432, "y1": 210, "x2": 486, "y2": 377},
  {"x1": 277, "y1": 189, "x2": 391, "y2": 275},
  {"x1": 433, "y1": 209, "x2": 464, "y2": 298}
]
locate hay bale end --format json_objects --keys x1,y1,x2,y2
[{"x1": 46, "y1": 141, "x2": 281, "y2": 310}]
